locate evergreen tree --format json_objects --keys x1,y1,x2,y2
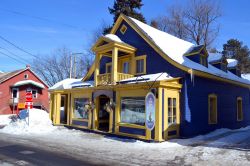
[
  {"x1": 222, "y1": 39, "x2": 250, "y2": 73},
  {"x1": 103, "y1": 0, "x2": 146, "y2": 34}
]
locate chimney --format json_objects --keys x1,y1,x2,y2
[{"x1": 26, "y1": 64, "x2": 30, "y2": 68}]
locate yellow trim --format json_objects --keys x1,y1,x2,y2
[
  {"x1": 106, "y1": 62, "x2": 112, "y2": 73},
  {"x1": 237, "y1": 97, "x2": 243, "y2": 121},
  {"x1": 109, "y1": 14, "x2": 250, "y2": 88},
  {"x1": 208, "y1": 94, "x2": 217, "y2": 124},
  {"x1": 120, "y1": 24, "x2": 127, "y2": 34},
  {"x1": 135, "y1": 55, "x2": 147, "y2": 75},
  {"x1": 155, "y1": 88, "x2": 163, "y2": 141},
  {"x1": 118, "y1": 123, "x2": 146, "y2": 129}
]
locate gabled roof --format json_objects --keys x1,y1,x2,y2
[
  {"x1": 208, "y1": 53, "x2": 223, "y2": 63},
  {"x1": 0, "y1": 67, "x2": 49, "y2": 88},
  {"x1": 83, "y1": 14, "x2": 250, "y2": 88},
  {"x1": 185, "y1": 45, "x2": 205, "y2": 56},
  {"x1": 0, "y1": 69, "x2": 24, "y2": 83}
]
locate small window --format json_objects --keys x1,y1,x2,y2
[
  {"x1": 122, "y1": 61, "x2": 130, "y2": 74},
  {"x1": 32, "y1": 90, "x2": 37, "y2": 98},
  {"x1": 12, "y1": 88, "x2": 19, "y2": 98},
  {"x1": 208, "y1": 94, "x2": 217, "y2": 124},
  {"x1": 120, "y1": 24, "x2": 127, "y2": 34},
  {"x1": 106, "y1": 63, "x2": 112, "y2": 73},
  {"x1": 237, "y1": 97, "x2": 243, "y2": 121},
  {"x1": 168, "y1": 98, "x2": 177, "y2": 125},
  {"x1": 135, "y1": 56, "x2": 146, "y2": 75},
  {"x1": 24, "y1": 74, "x2": 28, "y2": 79}
]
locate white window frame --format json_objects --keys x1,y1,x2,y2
[{"x1": 24, "y1": 74, "x2": 29, "y2": 79}]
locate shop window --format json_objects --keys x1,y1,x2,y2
[
  {"x1": 122, "y1": 61, "x2": 130, "y2": 74},
  {"x1": 120, "y1": 24, "x2": 127, "y2": 34},
  {"x1": 135, "y1": 55, "x2": 146, "y2": 75},
  {"x1": 121, "y1": 97, "x2": 145, "y2": 126},
  {"x1": 208, "y1": 94, "x2": 217, "y2": 124},
  {"x1": 237, "y1": 97, "x2": 243, "y2": 121},
  {"x1": 168, "y1": 98, "x2": 177, "y2": 125},
  {"x1": 74, "y1": 98, "x2": 89, "y2": 119},
  {"x1": 106, "y1": 63, "x2": 112, "y2": 73}
]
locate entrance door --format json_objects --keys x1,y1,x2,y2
[
  {"x1": 60, "y1": 95, "x2": 68, "y2": 124},
  {"x1": 98, "y1": 95, "x2": 110, "y2": 132}
]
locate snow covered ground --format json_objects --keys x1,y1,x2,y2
[{"x1": 1, "y1": 110, "x2": 250, "y2": 165}]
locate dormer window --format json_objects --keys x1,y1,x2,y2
[
  {"x1": 120, "y1": 24, "x2": 127, "y2": 34},
  {"x1": 185, "y1": 45, "x2": 208, "y2": 67},
  {"x1": 24, "y1": 74, "x2": 28, "y2": 79}
]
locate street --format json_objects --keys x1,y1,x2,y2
[
  {"x1": 0, "y1": 137, "x2": 99, "y2": 166},
  {"x1": 0, "y1": 126, "x2": 250, "y2": 166}
]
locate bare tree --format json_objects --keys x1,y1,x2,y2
[
  {"x1": 152, "y1": 0, "x2": 221, "y2": 47},
  {"x1": 32, "y1": 46, "x2": 93, "y2": 86}
]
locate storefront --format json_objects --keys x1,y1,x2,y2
[{"x1": 49, "y1": 78, "x2": 182, "y2": 142}]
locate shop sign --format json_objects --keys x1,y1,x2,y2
[
  {"x1": 18, "y1": 103, "x2": 26, "y2": 109},
  {"x1": 145, "y1": 92, "x2": 155, "y2": 130}
]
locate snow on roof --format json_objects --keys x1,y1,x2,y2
[
  {"x1": 49, "y1": 78, "x2": 93, "y2": 90},
  {"x1": 227, "y1": 59, "x2": 238, "y2": 68},
  {"x1": 241, "y1": 74, "x2": 250, "y2": 81},
  {"x1": 128, "y1": 17, "x2": 250, "y2": 85},
  {"x1": 104, "y1": 34, "x2": 123, "y2": 43},
  {"x1": 118, "y1": 73, "x2": 172, "y2": 84},
  {"x1": 208, "y1": 53, "x2": 223, "y2": 63},
  {"x1": 13, "y1": 80, "x2": 45, "y2": 89}
]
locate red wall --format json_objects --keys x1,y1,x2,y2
[{"x1": 0, "y1": 69, "x2": 49, "y2": 114}]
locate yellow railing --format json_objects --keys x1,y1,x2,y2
[{"x1": 97, "y1": 73, "x2": 134, "y2": 85}]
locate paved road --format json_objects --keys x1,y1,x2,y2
[{"x1": 0, "y1": 139, "x2": 97, "y2": 166}]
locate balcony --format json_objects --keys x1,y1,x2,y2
[{"x1": 97, "y1": 73, "x2": 134, "y2": 86}]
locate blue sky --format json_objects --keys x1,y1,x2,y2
[{"x1": 0, "y1": 0, "x2": 250, "y2": 71}]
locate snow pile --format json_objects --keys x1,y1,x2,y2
[
  {"x1": 0, "y1": 108, "x2": 56, "y2": 134},
  {"x1": 227, "y1": 59, "x2": 238, "y2": 68},
  {"x1": 49, "y1": 78, "x2": 93, "y2": 90},
  {"x1": 104, "y1": 34, "x2": 123, "y2": 43},
  {"x1": 13, "y1": 80, "x2": 45, "y2": 89},
  {"x1": 242, "y1": 73, "x2": 250, "y2": 81},
  {"x1": 0, "y1": 114, "x2": 13, "y2": 126}
]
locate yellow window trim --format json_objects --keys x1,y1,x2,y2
[
  {"x1": 208, "y1": 94, "x2": 217, "y2": 124},
  {"x1": 237, "y1": 97, "x2": 243, "y2": 121},
  {"x1": 120, "y1": 24, "x2": 127, "y2": 34},
  {"x1": 106, "y1": 62, "x2": 112, "y2": 73},
  {"x1": 135, "y1": 55, "x2": 147, "y2": 75}
]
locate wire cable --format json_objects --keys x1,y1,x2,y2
[{"x1": 0, "y1": 51, "x2": 25, "y2": 64}]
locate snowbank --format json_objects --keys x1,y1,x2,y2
[
  {"x1": 0, "y1": 108, "x2": 56, "y2": 134},
  {"x1": 0, "y1": 114, "x2": 13, "y2": 126}
]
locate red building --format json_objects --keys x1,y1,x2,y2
[{"x1": 0, "y1": 65, "x2": 49, "y2": 114}]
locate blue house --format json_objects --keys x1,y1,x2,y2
[{"x1": 49, "y1": 14, "x2": 250, "y2": 141}]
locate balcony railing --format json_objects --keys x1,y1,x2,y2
[{"x1": 97, "y1": 73, "x2": 134, "y2": 86}]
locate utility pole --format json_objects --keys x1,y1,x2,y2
[
  {"x1": 74, "y1": 55, "x2": 76, "y2": 78},
  {"x1": 69, "y1": 54, "x2": 72, "y2": 79}
]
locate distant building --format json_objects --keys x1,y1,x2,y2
[
  {"x1": 49, "y1": 14, "x2": 250, "y2": 141},
  {"x1": 0, "y1": 65, "x2": 49, "y2": 114}
]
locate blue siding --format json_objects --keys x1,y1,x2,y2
[
  {"x1": 119, "y1": 126, "x2": 146, "y2": 136},
  {"x1": 186, "y1": 54, "x2": 201, "y2": 64},
  {"x1": 72, "y1": 120, "x2": 88, "y2": 127},
  {"x1": 180, "y1": 75, "x2": 250, "y2": 137}
]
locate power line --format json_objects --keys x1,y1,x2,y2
[
  {"x1": 0, "y1": 46, "x2": 31, "y2": 64},
  {"x1": 0, "y1": 50, "x2": 26, "y2": 65},
  {"x1": 0, "y1": 35, "x2": 39, "y2": 59},
  {"x1": 0, "y1": 8, "x2": 85, "y2": 31}
]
